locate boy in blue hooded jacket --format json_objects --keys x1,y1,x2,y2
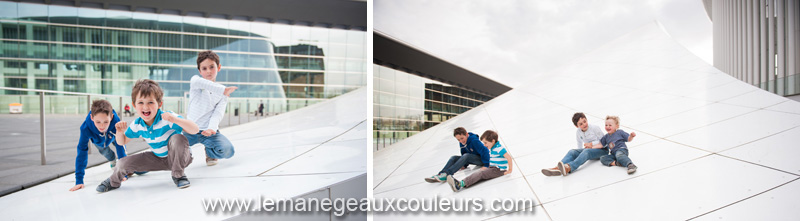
[
  {"x1": 424, "y1": 127, "x2": 490, "y2": 183},
  {"x1": 69, "y1": 100, "x2": 128, "y2": 191}
]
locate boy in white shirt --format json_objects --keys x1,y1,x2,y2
[{"x1": 186, "y1": 50, "x2": 238, "y2": 166}]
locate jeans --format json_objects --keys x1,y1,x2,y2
[
  {"x1": 91, "y1": 142, "x2": 116, "y2": 162},
  {"x1": 185, "y1": 131, "x2": 235, "y2": 159},
  {"x1": 561, "y1": 148, "x2": 608, "y2": 173},
  {"x1": 438, "y1": 153, "x2": 484, "y2": 175},
  {"x1": 601, "y1": 148, "x2": 633, "y2": 167}
]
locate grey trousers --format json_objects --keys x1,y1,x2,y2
[
  {"x1": 109, "y1": 134, "x2": 193, "y2": 187},
  {"x1": 464, "y1": 166, "x2": 505, "y2": 188}
]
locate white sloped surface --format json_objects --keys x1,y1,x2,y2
[
  {"x1": 0, "y1": 87, "x2": 367, "y2": 220},
  {"x1": 373, "y1": 22, "x2": 800, "y2": 220}
]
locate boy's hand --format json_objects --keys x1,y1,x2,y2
[
  {"x1": 223, "y1": 86, "x2": 238, "y2": 97},
  {"x1": 583, "y1": 143, "x2": 592, "y2": 149},
  {"x1": 162, "y1": 113, "x2": 177, "y2": 123},
  {"x1": 69, "y1": 184, "x2": 84, "y2": 191},
  {"x1": 630, "y1": 132, "x2": 636, "y2": 138},
  {"x1": 115, "y1": 121, "x2": 128, "y2": 132},
  {"x1": 504, "y1": 170, "x2": 512, "y2": 175},
  {"x1": 201, "y1": 129, "x2": 217, "y2": 137}
]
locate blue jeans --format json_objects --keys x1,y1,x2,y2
[
  {"x1": 185, "y1": 131, "x2": 235, "y2": 159},
  {"x1": 438, "y1": 153, "x2": 484, "y2": 175},
  {"x1": 91, "y1": 142, "x2": 116, "y2": 162},
  {"x1": 601, "y1": 148, "x2": 633, "y2": 167},
  {"x1": 561, "y1": 148, "x2": 608, "y2": 173}
]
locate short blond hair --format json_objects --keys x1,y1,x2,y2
[{"x1": 606, "y1": 115, "x2": 620, "y2": 125}]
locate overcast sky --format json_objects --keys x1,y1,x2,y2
[{"x1": 374, "y1": 0, "x2": 713, "y2": 87}]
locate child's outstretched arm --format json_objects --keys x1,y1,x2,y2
[
  {"x1": 163, "y1": 112, "x2": 199, "y2": 134},
  {"x1": 503, "y1": 153, "x2": 513, "y2": 175},
  {"x1": 628, "y1": 132, "x2": 636, "y2": 142}
]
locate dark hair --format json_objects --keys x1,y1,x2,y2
[
  {"x1": 90, "y1": 99, "x2": 113, "y2": 117},
  {"x1": 453, "y1": 127, "x2": 467, "y2": 136},
  {"x1": 480, "y1": 130, "x2": 498, "y2": 143},
  {"x1": 196, "y1": 50, "x2": 220, "y2": 70},
  {"x1": 131, "y1": 79, "x2": 163, "y2": 104},
  {"x1": 572, "y1": 112, "x2": 586, "y2": 126}
]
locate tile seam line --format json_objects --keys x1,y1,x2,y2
[
  {"x1": 256, "y1": 119, "x2": 365, "y2": 176},
  {"x1": 373, "y1": 119, "x2": 444, "y2": 189},
  {"x1": 686, "y1": 177, "x2": 800, "y2": 220},
  {"x1": 482, "y1": 105, "x2": 554, "y2": 220}
]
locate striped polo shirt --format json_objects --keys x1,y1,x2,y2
[
  {"x1": 489, "y1": 142, "x2": 509, "y2": 170},
  {"x1": 125, "y1": 109, "x2": 184, "y2": 158}
]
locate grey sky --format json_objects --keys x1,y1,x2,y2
[{"x1": 375, "y1": 0, "x2": 713, "y2": 87}]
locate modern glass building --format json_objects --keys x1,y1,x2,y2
[
  {"x1": 0, "y1": 1, "x2": 366, "y2": 114},
  {"x1": 373, "y1": 64, "x2": 495, "y2": 150}
]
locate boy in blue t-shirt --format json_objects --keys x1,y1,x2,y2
[
  {"x1": 599, "y1": 115, "x2": 638, "y2": 174},
  {"x1": 447, "y1": 130, "x2": 513, "y2": 192},
  {"x1": 96, "y1": 79, "x2": 200, "y2": 192},
  {"x1": 69, "y1": 100, "x2": 127, "y2": 192}
]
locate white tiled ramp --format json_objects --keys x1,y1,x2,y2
[
  {"x1": 0, "y1": 88, "x2": 367, "y2": 220},
  {"x1": 373, "y1": 22, "x2": 800, "y2": 220}
]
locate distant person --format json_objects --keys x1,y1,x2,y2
[
  {"x1": 96, "y1": 79, "x2": 199, "y2": 192},
  {"x1": 424, "y1": 127, "x2": 490, "y2": 183},
  {"x1": 258, "y1": 101, "x2": 264, "y2": 116},
  {"x1": 69, "y1": 100, "x2": 128, "y2": 192},
  {"x1": 447, "y1": 130, "x2": 513, "y2": 192},
  {"x1": 599, "y1": 115, "x2": 638, "y2": 174},
  {"x1": 123, "y1": 104, "x2": 132, "y2": 117},
  {"x1": 186, "y1": 50, "x2": 237, "y2": 166},
  {"x1": 541, "y1": 112, "x2": 607, "y2": 176}
]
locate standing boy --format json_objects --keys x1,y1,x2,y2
[
  {"x1": 69, "y1": 100, "x2": 127, "y2": 191},
  {"x1": 96, "y1": 79, "x2": 199, "y2": 192},
  {"x1": 424, "y1": 127, "x2": 490, "y2": 183},
  {"x1": 186, "y1": 50, "x2": 237, "y2": 166}
]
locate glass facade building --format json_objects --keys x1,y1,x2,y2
[
  {"x1": 373, "y1": 64, "x2": 496, "y2": 150},
  {"x1": 0, "y1": 1, "x2": 366, "y2": 114}
]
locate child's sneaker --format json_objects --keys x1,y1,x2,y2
[
  {"x1": 446, "y1": 175, "x2": 464, "y2": 192},
  {"x1": 557, "y1": 161, "x2": 571, "y2": 176},
  {"x1": 110, "y1": 160, "x2": 117, "y2": 168},
  {"x1": 424, "y1": 173, "x2": 447, "y2": 183},
  {"x1": 96, "y1": 178, "x2": 118, "y2": 193},
  {"x1": 627, "y1": 163, "x2": 637, "y2": 175},
  {"x1": 173, "y1": 176, "x2": 191, "y2": 188},
  {"x1": 133, "y1": 171, "x2": 149, "y2": 175},
  {"x1": 206, "y1": 157, "x2": 218, "y2": 166},
  {"x1": 541, "y1": 166, "x2": 561, "y2": 176}
]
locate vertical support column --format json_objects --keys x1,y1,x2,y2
[
  {"x1": 746, "y1": 0, "x2": 753, "y2": 85},
  {"x1": 776, "y1": 0, "x2": 786, "y2": 95},
  {"x1": 791, "y1": 0, "x2": 799, "y2": 94},
  {"x1": 735, "y1": 0, "x2": 740, "y2": 80},
  {"x1": 40, "y1": 92, "x2": 46, "y2": 165},
  {"x1": 753, "y1": 0, "x2": 761, "y2": 86},
  {"x1": 119, "y1": 96, "x2": 123, "y2": 116},
  {"x1": 87, "y1": 95, "x2": 91, "y2": 154},
  {"x1": 761, "y1": 0, "x2": 769, "y2": 89},
  {"x1": 768, "y1": 0, "x2": 776, "y2": 92}
]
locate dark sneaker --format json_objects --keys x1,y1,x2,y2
[
  {"x1": 424, "y1": 173, "x2": 447, "y2": 183},
  {"x1": 96, "y1": 178, "x2": 118, "y2": 193},
  {"x1": 446, "y1": 175, "x2": 463, "y2": 192},
  {"x1": 627, "y1": 163, "x2": 638, "y2": 175},
  {"x1": 541, "y1": 166, "x2": 561, "y2": 176},
  {"x1": 557, "y1": 161, "x2": 571, "y2": 176},
  {"x1": 173, "y1": 176, "x2": 191, "y2": 189}
]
